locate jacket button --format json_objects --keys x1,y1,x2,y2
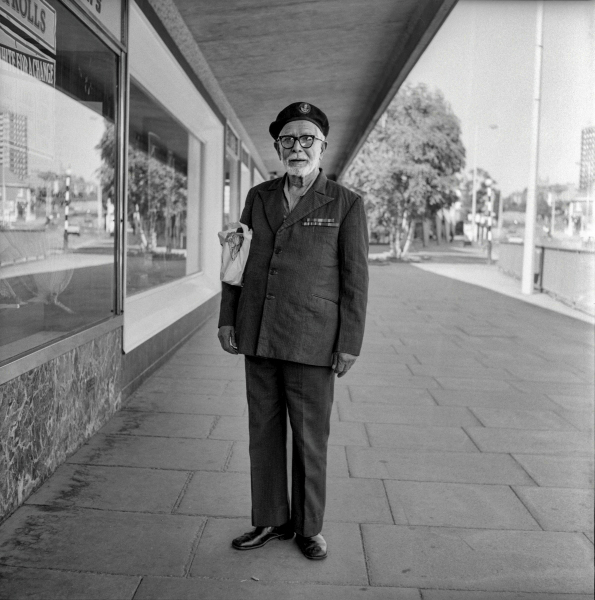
[
  {"x1": 274, "y1": 247, "x2": 282, "y2": 254},
  {"x1": 266, "y1": 293, "x2": 275, "y2": 300},
  {"x1": 270, "y1": 269, "x2": 277, "y2": 275}
]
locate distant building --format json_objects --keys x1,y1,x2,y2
[
  {"x1": 0, "y1": 112, "x2": 28, "y2": 180},
  {"x1": 579, "y1": 125, "x2": 594, "y2": 191}
]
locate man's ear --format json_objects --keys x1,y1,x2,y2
[{"x1": 274, "y1": 141, "x2": 282, "y2": 160}]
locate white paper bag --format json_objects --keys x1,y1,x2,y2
[{"x1": 218, "y1": 221, "x2": 252, "y2": 286}]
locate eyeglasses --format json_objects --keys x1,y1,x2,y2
[{"x1": 277, "y1": 135, "x2": 325, "y2": 149}]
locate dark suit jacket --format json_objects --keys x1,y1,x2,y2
[{"x1": 218, "y1": 170, "x2": 369, "y2": 367}]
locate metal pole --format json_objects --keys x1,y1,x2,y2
[
  {"x1": 63, "y1": 167, "x2": 71, "y2": 250},
  {"x1": 487, "y1": 183, "x2": 493, "y2": 264},
  {"x1": 549, "y1": 192, "x2": 555, "y2": 236},
  {"x1": 521, "y1": 0, "x2": 544, "y2": 295},
  {"x1": 497, "y1": 189, "x2": 504, "y2": 240}
]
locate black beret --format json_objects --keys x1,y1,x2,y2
[{"x1": 269, "y1": 102, "x2": 329, "y2": 140}]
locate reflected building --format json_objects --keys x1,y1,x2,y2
[
  {"x1": 0, "y1": 112, "x2": 28, "y2": 180},
  {"x1": 579, "y1": 125, "x2": 594, "y2": 191}
]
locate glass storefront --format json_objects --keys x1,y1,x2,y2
[
  {"x1": 0, "y1": 1, "x2": 118, "y2": 363},
  {"x1": 126, "y1": 79, "x2": 201, "y2": 296}
]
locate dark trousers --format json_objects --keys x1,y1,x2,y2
[{"x1": 244, "y1": 355, "x2": 335, "y2": 537}]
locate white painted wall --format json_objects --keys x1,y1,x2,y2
[{"x1": 124, "y1": 2, "x2": 224, "y2": 352}]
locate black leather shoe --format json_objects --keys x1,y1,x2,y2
[
  {"x1": 231, "y1": 523, "x2": 294, "y2": 550},
  {"x1": 295, "y1": 533, "x2": 328, "y2": 560}
]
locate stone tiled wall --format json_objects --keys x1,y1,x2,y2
[{"x1": 0, "y1": 329, "x2": 122, "y2": 521}]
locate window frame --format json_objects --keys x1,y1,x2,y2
[{"x1": 0, "y1": 0, "x2": 128, "y2": 380}]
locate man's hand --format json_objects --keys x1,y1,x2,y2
[
  {"x1": 218, "y1": 325, "x2": 238, "y2": 355},
  {"x1": 331, "y1": 352, "x2": 357, "y2": 378}
]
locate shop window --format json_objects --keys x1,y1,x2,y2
[
  {"x1": 126, "y1": 79, "x2": 201, "y2": 296},
  {"x1": 0, "y1": 1, "x2": 118, "y2": 364}
]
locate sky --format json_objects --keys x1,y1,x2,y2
[{"x1": 404, "y1": 0, "x2": 595, "y2": 196}]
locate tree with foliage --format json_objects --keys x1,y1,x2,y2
[{"x1": 343, "y1": 83, "x2": 465, "y2": 257}]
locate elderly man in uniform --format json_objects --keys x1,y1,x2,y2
[{"x1": 218, "y1": 102, "x2": 368, "y2": 560}]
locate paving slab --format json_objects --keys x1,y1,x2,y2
[
  {"x1": 511, "y1": 455, "x2": 594, "y2": 489},
  {"x1": 141, "y1": 376, "x2": 228, "y2": 396},
  {"x1": 349, "y1": 362, "x2": 412, "y2": 375},
  {"x1": 346, "y1": 448, "x2": 534, "y2": 485},
  {"x1": 99, "y1": 410, "x2": 215, "y2": 438},
  {"x1": 25, "y1": 464, "x2": 188, "y2": 513},
  {"x1": 513, "y1": 487, "x2": 594, "y2": 532},
  {"x1": 353, "y1": 353, "x2": 421, "y2": 365},
  {"x1": 469, "y1": 408, "x2": 576, "y2": 431},
  {"x1": 502, "y1": 367, "x2": 585, "y2": 384},
  {"x1": 0, "y1": 566, "x2": 140, "y2": 600},
  {"x1": 135, "y1": 577, "x2": 420, "y2": 599},
  {"x1": 408, "y1": 365, "x2": 510, "y2": 380},
  {"x1": 422, "y1": 590, "x2": 593, "y2": 600},
  {"x1": 434, "y1": 377, "x2": 514, "y2": 392},
  {"x1": 190, "y1": 518, "x2": 368, "y2": 585},
  {"x1": 362, "y1": 524, "x2": 594, "y2": 593},
  {"x1": 347, "y1": 386, "x2": 436, "y2": 405},
  {"x1": 168, "y1": 353, "x2": 242, "y2": 367},
  {"x1": 339, "y1": 402, "x2": 481, "y2": 428},
  {"x1": 338, "y1": 374, "x2": 440, "y2": 388},
  {"x1": 209, "y1": 415, "x2": 250, "y2": 441},
  {"x1": 66, "y1": 434, "x2": 231, "y2": 471},
  {"x1": 510, "y1": 380, "x2": 594, "y2": 398},
  {"x1": 325, "y1": 477, "x2": 395, "y2": 524},
  {"x1": 551, "y1": 408, "x2": 594, "y2": 431},
  {"x1": 155, "y1": 364, "x2": 246, "y2": 381},
  {"x1": 0, "y1": 506, "x2": 203, "y2": 576},
  {"x1": 365, "y1": 423, "x2": 478, "y2": 453},
  {"x1": 328, "y1": 421, "x2": 369, "y2": 446},
  {"x1": 547, "y1": 394, "x2": 595, "y2": 412},
  {"x1": 384, "y1": 481, "x2": 540, "y2": 530},
  {"x1": 428, "y1": 389, "x2": 560, "y2": 411},
  {"x1": 176, "y1": 471, "x2": 251, "y2": 517},
  {"x1": 124, "y1": 391, "x2": 247, "y2": 416},
  {"x1": 465, "y1": 427, "x2": 593, "y2": 455}
]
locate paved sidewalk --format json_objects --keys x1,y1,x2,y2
[{"x1": 0, "y1": 262, "x2": 593, "y2": 599}]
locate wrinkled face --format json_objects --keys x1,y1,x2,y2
[{"x1": 275, "y1": 120, "x2": 326, "y2": 178}]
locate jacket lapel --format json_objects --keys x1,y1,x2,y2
[
  {"x1": 258, "y1": 177, "x2": 286, "y2": 234},
  {"x1": 279, "y1": 170, "x2": 335, "y2": 231}
]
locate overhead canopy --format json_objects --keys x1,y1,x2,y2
[{"x1": 173, "y1": 0, "x2": 457, "y2": 179}]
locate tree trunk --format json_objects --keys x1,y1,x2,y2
[
  {"x1": 402, "y1": 219, "x2": 416, "y2": 256},
  {"x1": 389, "y1": 223, "x2": 401, "y2": 258},
  {"x1": 422, "y1": 219, "x2": 431, "y2": 247}
]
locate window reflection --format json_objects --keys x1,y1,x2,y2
[
  {"x1": 0, "y1": 1, "x2": 117, "y2": 363},
  {"x1": 126, "y1": 80, "x2": 200, "y2": 296}
]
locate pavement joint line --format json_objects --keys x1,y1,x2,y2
[
  {"x1": 381, "y1": 478, "x2": 404, "y2": 526},
  {"x1": 358, "y1": 522, "x2": 372, "y2": 587},
  {"x1": 343, "y1": 446, "x2": 354, "y2": 478},
  {"x1": 362, "y1": 423, "x2": 372, "y2": 447},
  {"x1": 583, "y1": 533, "x2": 594, "y2": 546},
  {"x1": 508, "y1": 485, "x2": 546, "y2": 532},
  {"x1": 508, "y1": 454, "x2": 541, "y2": 487},
  {"x1": 129, "y1": 576, "x2": 143, "y2": 600},
  {"x1": 222, "y1": 442, "x2": 235, "y2": 471},
  {"x1": 171, "y1": 472, "x2": 195, "y2": 514},
  {"x1": 207, "y1": 415, "x2": 222, "y2": 438},
  {"x1": 65, "y1": 461, "x2": 231, "y2": 473},
  {"x1": 183, "y1": 516, "x2": 207, "y2": 578}
]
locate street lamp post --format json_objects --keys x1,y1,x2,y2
[{"x1": 485, "y1": 178, "x2": 494, "y2": 264}]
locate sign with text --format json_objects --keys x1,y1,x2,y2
[
  {"x1": 72, "y1": 0, "x2": 121, "y2": 42},
  {"x1": 0, "y1": 27, "x2": 55, "y2": 86},
  {"x1": 0, "y1": 0, "x2": 56, "y2": 53}
]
